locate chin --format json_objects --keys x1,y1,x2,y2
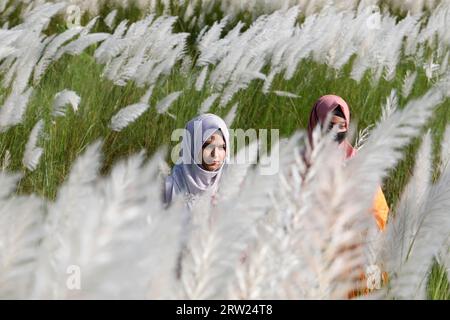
[{"x1": 205, "y1": 164, "x2": 220, "y2": 171}]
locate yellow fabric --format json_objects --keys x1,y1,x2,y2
[
  {"x1": 372, "y1": 186, "x2": 389, "y2": 231},
  {"x1": 348, "y1": 186, "x2": 390, "y2": 299}
]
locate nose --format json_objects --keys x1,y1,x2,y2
[{"x1": 211, "y1": 147, "x2": 218, "y2": 158}]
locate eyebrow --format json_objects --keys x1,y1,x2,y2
[{"x1": 203, "y1": 141, "x2": 226, "y2": 147}]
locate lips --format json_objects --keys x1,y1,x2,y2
[{"x1": 206, "y1": 162, "x2": 220, "y2": 168}]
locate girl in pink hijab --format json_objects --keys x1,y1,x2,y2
[
  {"x1": 306, "y1": 95, "x2": 389, "y2": 231},
  {"x1": 307, "y1": 94, "x2": 357, "y2": 160},
  {"x1": 307, "y1": 95, "x2": 390, "y2": 298}
]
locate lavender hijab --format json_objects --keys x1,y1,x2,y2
[{"x1": 164, "y1": 113, "x2": 230, "y2": 207}]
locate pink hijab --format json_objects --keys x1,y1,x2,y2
[{"x1": 307, "y1": 95, "x2": 357, "y2": 160}]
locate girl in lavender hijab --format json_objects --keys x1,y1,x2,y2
[{"x1": 163, "y1": 113, "x2": 230, "y2": 209}]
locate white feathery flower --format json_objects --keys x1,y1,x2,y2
[
  {"x1": 199, "y1": 93, "x2": 220, "y2": 114},
  {"x1": 423, "y1": 57, "x2": 440, "y2": 81},
  {"x1": 155, "y1": 91, "x2": 182, "y2": 114},
  {"x1": 110, "y1": 103, "x2": 149, "y2": 132},
  {"x1": 273, "y1": 90, "x2": 300, "y2": 98},
  {"x1": 1, "y1": 150, "x2": 11, "y2": 171},
  {"x1": 402, "y1": 70, "x2": 417, "y2": 98},
  {"x1": 195, "y1": 66, "x2": 208, "y2": 91},
  {"x1": 105, "y1": 10, "x2": 118, "y2": 30},
  {"x1": 53, "y1": 89, "x2": 81, "y2": 117},
  {"x1": 55, "y1": 33, "x2": 109, "y2": 59},
  {"x1": 22, "y1": 119, "x2": 44, "y2": 171},
  {"x1": 224, "y1": 102, "x2": 238, "y2": 127},
  {"x1": 0, "y1": 87, "x2": 34, "y2": 132},
  {"x1": 380, "y1": 89, "x2": 398, "y2": 122}
]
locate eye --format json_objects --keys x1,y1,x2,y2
[
  {"x1": 202, "y1": 141, "x2": 212, "y2": 149},
  {"x1": 204, "y1": 144, "x2": 213, "y2": 152}
]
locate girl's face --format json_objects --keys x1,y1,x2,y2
[
  {"x1": 201, "y1": 132, "x2": 226, "y2": 171},
  {"x1": 326, "y1": 115, "x2": 348, "y2": 144}
]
